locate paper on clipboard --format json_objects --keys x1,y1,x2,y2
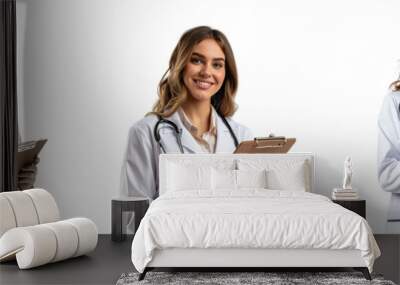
[
  {"x1": 234, "y1": 137, "x2": 296, "y2": 154},
  {"x1": 16, "y1": 139, "x2": 47, "y2": 173}
]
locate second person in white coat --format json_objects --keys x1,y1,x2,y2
[
  {"x1": 378, "y1": 79, "x2": 400, "y2": 232},
  {"x1": 124, "y1": 26, "x2": 253, "y2": 200}
]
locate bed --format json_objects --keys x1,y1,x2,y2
[{"x1": 131, "y1": 153, "x2": 381, "y2": 280}]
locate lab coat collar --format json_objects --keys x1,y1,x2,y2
[
  {"x1": 162, "y1": 107, "x2": 235, "y2": 154},
  {"x1": 164, "y1": 111, "x2": 204, "y2": 153}
]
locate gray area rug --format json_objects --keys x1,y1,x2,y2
[{"x1": 116, "y1": 272, "x2": 396, "y2": 285}]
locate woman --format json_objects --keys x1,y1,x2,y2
[
  {"x1": 123, "y1": 26, "x2": 253, "y2": 200},
  {"x1": 377, "y1": 78, "x2": 400, "y2": 233}
]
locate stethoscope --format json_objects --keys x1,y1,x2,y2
[{"x1": 154, "y1": 113, "x2": 239, "y2": 154}]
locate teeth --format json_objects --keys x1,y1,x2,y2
[{"x1": 195, "y1": 80, "x2": 212, "y2": 89}]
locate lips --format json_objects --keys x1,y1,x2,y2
[{"x1": 194, "y1": 79, "x2": 214, "y2": 90}]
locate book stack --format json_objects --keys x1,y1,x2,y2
[{"x1": 332, "y1": 188, "x2": 359, "y2": 200}]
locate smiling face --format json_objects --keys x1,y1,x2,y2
[{"x1": 182, "y1": 39, "x2": 226, "y2": 103}]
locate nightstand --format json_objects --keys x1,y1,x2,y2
[
  {"x1": 332, "y1": 199, "x2": 366, "y2": 218},
  {"x1": 111, "y1": 197, "x2": 149, "y2": 242}
]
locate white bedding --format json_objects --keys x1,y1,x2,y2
[{"x1": 131, "y1": 190, "x2": 380, "y2": 273}]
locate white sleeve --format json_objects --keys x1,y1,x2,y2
[
  {"x1": 377, "y1": 93, "x2": 400, "y2": 193},
  {"x1": 124, "y1": 125, "x2": 158, "y2": 199}
]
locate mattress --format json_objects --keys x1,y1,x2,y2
[{"x1": 131, "y1": 190, "x2": 380, "y2": 273}]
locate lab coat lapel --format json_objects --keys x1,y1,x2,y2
[
  {"x1": 215, "y1": 115, "x2": 236, "y2": 153},
  {"x1": 162, "y1": 111, "x2": 204, "y2": 153}
]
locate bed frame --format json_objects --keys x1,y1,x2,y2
[
  {"x1": 139, "y1": 249, "x2": 371, "y2": 280},
  {"x1": 138, "y1": 153, "x2": 372, "y2": 281}
]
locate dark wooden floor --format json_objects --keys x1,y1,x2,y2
[
  {"x1": 0, "y1": 235, "x2": 134, "y2": 285},
  {"x1": 0, "y1": 234, "x2": 399, "y2": 285},
  {"x1": 374, "y1": 234, "x2": 400, "y2": 284}
]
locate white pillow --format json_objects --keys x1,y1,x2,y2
[
  {"x1": 236, "y1": 169, "x2": 268, "y2": 189},
  {"x1": 266, "y1": 164, "x2": 306, "y2": 191},
  {"x1": 211, "y1": 168, "x2": 268, "y2": 191},
  {"x1": 237, "y1": 159, "x2": 310, "y2": 192},
  {"x1": 167, "y1": 162, "x2": 211, "y2": 192},
  {"x1": 211, "y1": 168, "x2": 236, "y2": 191}
]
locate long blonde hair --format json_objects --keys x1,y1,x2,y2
[{"x1": 150, "y1": 26, "x2": 238, "y2": 118}]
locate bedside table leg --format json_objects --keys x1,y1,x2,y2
[{"x1": 111, "y1": 201, "x2": 123, "y2": 242}]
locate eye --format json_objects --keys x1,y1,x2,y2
[
  {"x1": 213, "y1": 62, "x2": 224, "y2": 69},
  {"x1": 191, "y1": 58, "x2": 202, "y2": 64}
]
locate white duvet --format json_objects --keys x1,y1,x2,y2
[{"x1": 131, "y1": 190, "x2": 380, "y2": 273}]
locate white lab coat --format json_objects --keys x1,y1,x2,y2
[
  {"x1": 377, "y1": 91, "x2": 400, "y2": 221},
  {"x1": 121, "y1": 110, "x2": 253, "y2": 200}
]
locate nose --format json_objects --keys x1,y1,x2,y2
[{"x1": 199, "y1": 63, "x2": 212, "y2": 78}]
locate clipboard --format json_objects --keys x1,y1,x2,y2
[
  {"x1": 16, "y1": 139, "x2": 47, "y2": 173},
  {"x1": 234, "y1": 136, "x2": 296, "y2": 154}
]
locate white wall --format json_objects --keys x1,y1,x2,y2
[{"x1": 17, "y1": 0, "x2": 400, "y2": 233}]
